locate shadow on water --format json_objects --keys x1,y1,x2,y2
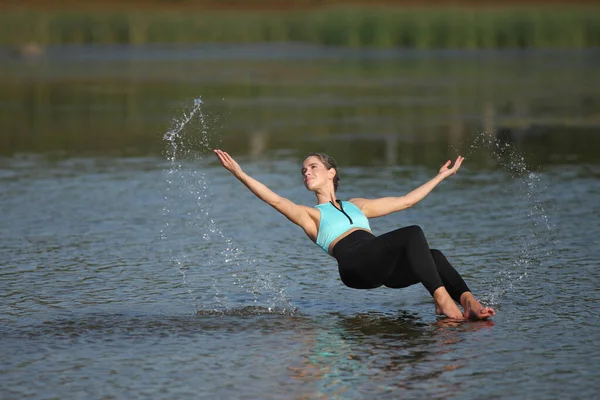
[
  {"x1": 1, "y1": 307, "x2": 305, "y2": 341},
  {"x1": 3, "y1": 308, "x2": 492, "y2": 343}
]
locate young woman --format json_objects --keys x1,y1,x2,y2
[{"x1": 214, "y1": 149, "x2": 495, "y2": 320}]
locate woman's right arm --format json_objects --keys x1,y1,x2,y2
[{"x1": 214, "y1": 149, "x2": 318, "y2": 240}]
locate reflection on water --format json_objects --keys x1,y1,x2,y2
[{"x1": 2, "y1": 308, "x2": 495, "y2": 399}]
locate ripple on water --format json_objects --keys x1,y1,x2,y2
[{"x1": 1, "y1": 152, "x2": 599, "y2": 399}]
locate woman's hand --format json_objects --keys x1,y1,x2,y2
[
  {"x1": 438, "y1": 156, "x2": 464, "y2": 179},
  {"x1": 214, "y1": 149, "x2": 243, "y2": 178}
]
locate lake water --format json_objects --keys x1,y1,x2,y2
[{"x1": 1, "y1": 44, "x2": 599, "y2": 399}]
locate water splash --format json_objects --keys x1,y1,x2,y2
[
  {"x1": 161, "y1": 97, "x2": 207, "y2": 311},
  {"x1": 460, "y1": 132, "x2": 556, "y2": 305},
  {"x1": 161, "y1": 97, "x2": 293, "y2": 315}
]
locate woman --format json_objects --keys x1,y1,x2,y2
[{"x1": 214, "y1": 149, "x2": 495, "y2": 320}]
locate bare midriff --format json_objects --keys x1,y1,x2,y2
[{"x1": 327, "y1": 227, "x2": 372, "y2": 256}]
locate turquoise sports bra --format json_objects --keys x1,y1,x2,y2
[{"x1": 315, "y1": 200, "x2": 371, "y2": 253}]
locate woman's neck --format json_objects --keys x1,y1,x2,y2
[{"x1": 315, "y1": 189, "x2": 337, "y2": 205}]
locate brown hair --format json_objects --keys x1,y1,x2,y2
[{"x1": 305, "y1": 152, "x2": 339, "y2": 191}]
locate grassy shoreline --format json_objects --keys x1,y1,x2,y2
[
  {"x1": 2, "y1": 6, "x2": 599, "y2": 49},
  {"x1": 3, "y1": 0, "x2": 599, "y2": 11}
]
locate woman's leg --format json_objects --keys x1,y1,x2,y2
[
  {"x1": 430, "y1": 249, "x2": 496, "y2": 320},
  {"x1": 380, "y1": 226, "x2": 443, "y2": 294},
  {"x1": 376, "y1": 226, "x2": 464, "y2": 319},
  {"x1": 335, "y1": 227, "x2": 481, "y2": 319},
  {"x1": 429, "y1": 249, "x2": 470, "y2": 303}
]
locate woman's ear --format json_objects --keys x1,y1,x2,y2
[{"x1": 328, "y1": 168, "x2": 336, "y2": 181}]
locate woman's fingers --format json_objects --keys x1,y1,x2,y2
[
  {"x1": 220, "y1": 150, "x2": 234, "y2": 164},
  {"x1": 214, "y1": 149, "x2": 229, "y2": 160},
  {"x1": 222, "y1": 152, "x2": 234, "y2": 166},
  {"x1": 439, "y1": 160, "x2": 451, "y2": 174},
  {"x1": 450, "y1": 156, "x2": 464, "y2": 174},
  {"x1": 439, "y1": 156, "x2": 464, "y2": 176},
  {"x1": 214, "y1": 149, "x2": 231, "y2": 168},
  {"x1": 214, "y1": 149, "x2": 240, "y2": 174},
  {"x1": 453, "y1": 156, "x2": 463, "y2": 170}
]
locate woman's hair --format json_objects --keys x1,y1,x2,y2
[{"x1": 306, "y1": 152, "x2": 339, "y2": 191}]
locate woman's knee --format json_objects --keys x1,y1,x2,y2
[
  {"x1": 431, "y1": 249, "x2": 452, "y2": 266},
  {"x1": 379, "y1": 225, "x2": 426, "y2": 249},
  {"x1": 405, "y1": 225, "x2": 425, "y2": 240},
  {"x1": 430, "y1": 248, "x2": 442, "y2": 260}
]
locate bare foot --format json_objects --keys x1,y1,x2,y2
[
  {"x1": 460, "y1": 292, "x2": 496, "y2": 320},
  {"x1": 433, "y1": 287, "x2": 464, "y2": 320},
  {"x1": 434, "y1": 300, "x2": 443, "y2": 316}
]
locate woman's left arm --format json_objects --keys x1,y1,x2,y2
[{"x1": 350, "y1": 156, "x2": 464, "y2": 218}]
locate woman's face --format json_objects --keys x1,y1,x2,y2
[{"x1": 301, "y1": 156, "x2": 333, "y2": 191}]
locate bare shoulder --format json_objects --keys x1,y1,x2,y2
[
  {"x1": 348, "y1": 197, "x2": 390, "y2": 218},
  {"x1": 348, "y1": 197, "x2": 370, "y2": 210}
]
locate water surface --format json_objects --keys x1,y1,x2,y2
[{"x1": 1, "y1": 44, "x2": 599, "y2": 399}]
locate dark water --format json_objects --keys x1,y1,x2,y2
[{"x1": 1, "y1": 44, "x2": 599, "y2": 399}]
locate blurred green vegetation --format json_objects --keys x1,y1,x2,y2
[
  {"x1": 1, "y1": 7, "x2": 599, "y2": 48},
  {"x1": 2, "y1": 51, "x2": 599, "y2": 165}
]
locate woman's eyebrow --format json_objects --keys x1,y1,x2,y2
[{"x1": 301, "y1": 163, "x2": 318, "y2": 172}]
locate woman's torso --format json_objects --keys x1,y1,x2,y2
[{"x1": 313, "y1": 200, "x2": 372, "y2": 255}]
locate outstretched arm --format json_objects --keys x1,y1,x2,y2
[
  {"x1": 213, "y1": 149, "x2": 318, "y2": 239},
  {"x1": 350, "y1": 156, "x2": 464, "y2": 218}
]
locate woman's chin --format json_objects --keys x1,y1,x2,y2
[{"x1": 304, "y1": 179, "x2": 322, "y2": 192}]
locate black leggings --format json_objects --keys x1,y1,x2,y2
[{"x1": 332, "y1": 225, "x2": 470, "y2": 302}]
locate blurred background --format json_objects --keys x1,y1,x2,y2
[{"x1": 1, "y1": 0, "x2": 599, "y2": 163}]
